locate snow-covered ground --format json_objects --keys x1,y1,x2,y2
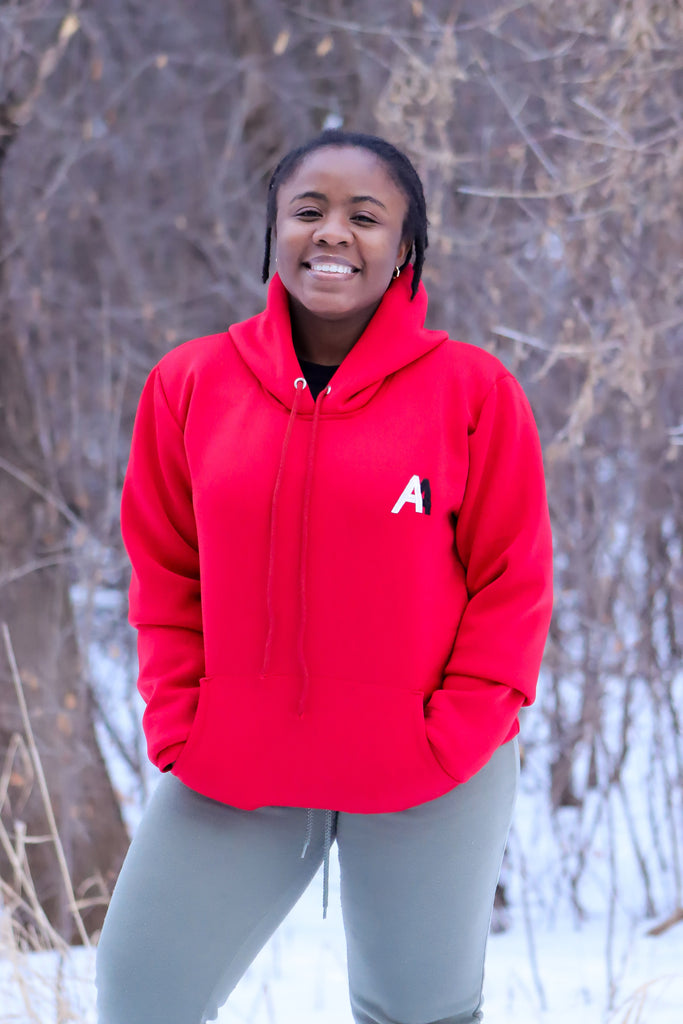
[
  {"x1": 191, "y1": 846, "x2": 683, "y2": 1024},
  {"x1": 1, "y1": 845, "x2": 681, "y2": 1024},
  {"x1": 3, "y1": 608, "x2": 681, "y2": 1022},
  {"x1": 4, "y1": 733, "x2": 682, "y2": 1023},
  {"x1": 215, "y1": 858, "x2": 683, "y2": 1024}
]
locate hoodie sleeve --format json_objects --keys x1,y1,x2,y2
[
  {"x1": 425, "y1": 374, "x2": 553, "y2": 783},
  {"x1": 121, "y1": 365, "x2": 204, "y2": 772}
]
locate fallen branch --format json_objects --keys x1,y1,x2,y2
[{"x1": 646, "y1": 908, "x2": 683, "y2": 937}]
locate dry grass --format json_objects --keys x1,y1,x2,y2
[
  {"x1": 1, "y1": 623, "x2": 94, "y2": 1024},
  {"x1": 608, "y1": 973, "x2": 683, "y2": 1024}
]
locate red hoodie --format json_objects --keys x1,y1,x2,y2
[{"x1": 122, "y1": 270, "x2": 553, "y2": 812}]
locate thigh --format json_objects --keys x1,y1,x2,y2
[
  {"x1": 96, "y1": 776, "x2": 326, "y2": 1024},
  {"x1": 337, "y1": 738, "x2": 519, "y2": 1024}
]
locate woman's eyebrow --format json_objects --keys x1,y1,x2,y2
[
  {"x1": 289, "y1": 190, "x2": 327, "y2": 204},
  {"x1": 350, "y1": 195, "x2": 387, "y2": 211},
  {"x1": 288, "y1": 190, "x2": 387, "y2": 211}
]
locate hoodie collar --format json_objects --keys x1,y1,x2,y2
[{"x1": 229, "y1": 267, "x2": 448, "y2": 413}]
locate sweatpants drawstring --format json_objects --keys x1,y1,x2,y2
[
  {"x1": 300, "y1": 808, "x2": 336, "y2": 918},
  {"x1": 322, "y1": 809, "x2": 334, "y2": 919},
  {"x1": 301, "y1": 807, "x2": 314, "y2": 860}
]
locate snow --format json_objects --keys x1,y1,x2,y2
[
  {"x1": 3, "y1": 742, "x2": 682, "y2": 1024},
  {"x1": 1, "y1": 847, "x2": 682, "y2": 1023},
  {"x1": 3, "y1": 612, "x2": 682, "y2": 1022},
  {"x1": 211, "y1": 851, "x2": 683, "y2": 1024}
]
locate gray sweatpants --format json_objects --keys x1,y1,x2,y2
[{"x1": 96, "y1": 737, "x2": 518, "y2": 1024}]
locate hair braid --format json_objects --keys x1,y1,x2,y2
[{"x1": 262, "y1": 226, "x2": 273, "y2": 286}]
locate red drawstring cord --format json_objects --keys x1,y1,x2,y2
[
  {"x1": 260, "y1": 378, "x2": 306, "y2": 679},
  {"x1": 260, "y1": 377, "x2": 329, "y2": 713},
  {"x1": 296, "y1": 387, "x2": 327, "y2": 715}
]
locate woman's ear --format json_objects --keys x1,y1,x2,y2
[{"x1": 397, "y1": 237, "x2": 412, "y2": 267}]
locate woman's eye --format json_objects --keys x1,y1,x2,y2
[{"x1": 293, "y1": 209, "x2": 377, "y2": 224}]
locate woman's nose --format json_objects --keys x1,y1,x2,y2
[{"x1": 312, "y1": 213, "x2": 352, "y2": 245}]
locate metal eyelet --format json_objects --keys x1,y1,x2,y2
[
  {"x1": 294, "y1": 377, "x2": 308, "y2": 390},
  {"x1": 325, "y1": 386, "x2": 332, "y2": 395}
]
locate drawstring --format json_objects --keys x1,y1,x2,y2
[
  {"x1": 261, "y1": 375, "x2": 334, "y2": 918},
  {"x1": 260, "y1": 378, "x2": 307, "y2": 679},
  {"x1": 294, "y1": 384, "x2": 333, "y2": 916},
  {"x1": 260, "y1": 377, "x2": 329, "y2": 704},
  {"x1": 300, "y1": 808, "x2": 336, "y2": 919},
  {"x1": 296, "y1": 387, "x2": 327, "y2": 716},
  {"x1": 301, "y1": 807, "x2": 313, "y2": 859},
  {"x1": 322, "y1": 808, "x2": 334, "y2": 919}
]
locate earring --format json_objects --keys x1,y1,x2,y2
[{"x1": 392, "y1": 266, "x2": 401, "y2": 280}]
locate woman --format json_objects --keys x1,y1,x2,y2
[{"x1": 96, "y1": 130, "x2": 553, "y2": 1024}]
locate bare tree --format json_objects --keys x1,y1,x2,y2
[
  {"x1": 0, "y1": 3, "x2": 131, "y2": 942},
  {"x1": 0, "y1": 0, "x2": 680, "y2": 960}
]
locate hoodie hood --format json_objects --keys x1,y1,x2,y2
[{"x1": 229, "y1": 267, "x2": 449, "y2": 413}]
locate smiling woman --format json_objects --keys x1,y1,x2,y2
[
  {"x1": 96, "y1": 130, "x2": 554, "y2": 1024},
  {"x1": 272, "y1": 147, "x2": 410, "y2": 362}
]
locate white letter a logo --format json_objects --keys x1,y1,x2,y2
[{"x1": 391, "y1": 474, "x2": 423, "y2": 514}]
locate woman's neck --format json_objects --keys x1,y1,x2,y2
[{"x1": 289, "y1": 297, "x2": 379, "y2": 365}]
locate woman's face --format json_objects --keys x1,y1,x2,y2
[{"x1": 273, "y1": 146, "x2": 411, "y2": 325}]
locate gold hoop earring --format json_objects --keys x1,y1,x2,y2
[{"x1": 392, "y1": 266, "x2": 401, "y2": 280}]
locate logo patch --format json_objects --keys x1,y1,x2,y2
[{"x1": 391, "y1": 475, "x2": 431, "y2": 515}]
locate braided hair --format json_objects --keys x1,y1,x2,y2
[{"x1": 262, "y1": 130, "x2": 429, "y2": 300}]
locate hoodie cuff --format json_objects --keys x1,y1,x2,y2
[{"x1": 158, "y1": 741, "x2": 185, "y2": 773}]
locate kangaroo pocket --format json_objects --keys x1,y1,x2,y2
[{"x1": 172, "y1": 674, "x2": 456, "y2": 812}]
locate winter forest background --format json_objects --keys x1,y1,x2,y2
[{"x1": 0, "y1": 1, "x2": 681, "y2": 1022}]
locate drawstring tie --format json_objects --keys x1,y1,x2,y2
[
  {"x1": 295, "y1": 382, "x2": 326, "y2": 716},
  {"x1": 260, "y1": 377, "x2": 328, "y2": 697},
  {"x1": 301, "y1": 807, "x2": 336, "y2": 919},
  {"x1": 260, "y1": 376, "x2": 334, "y2": 917},
  {"x1": 260, "y1": 378, "x2": 306, "y2": 679}
]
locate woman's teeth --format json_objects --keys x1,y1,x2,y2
[{"x1": 309, "y1": 263, "x2": 354, "y2": 274}]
